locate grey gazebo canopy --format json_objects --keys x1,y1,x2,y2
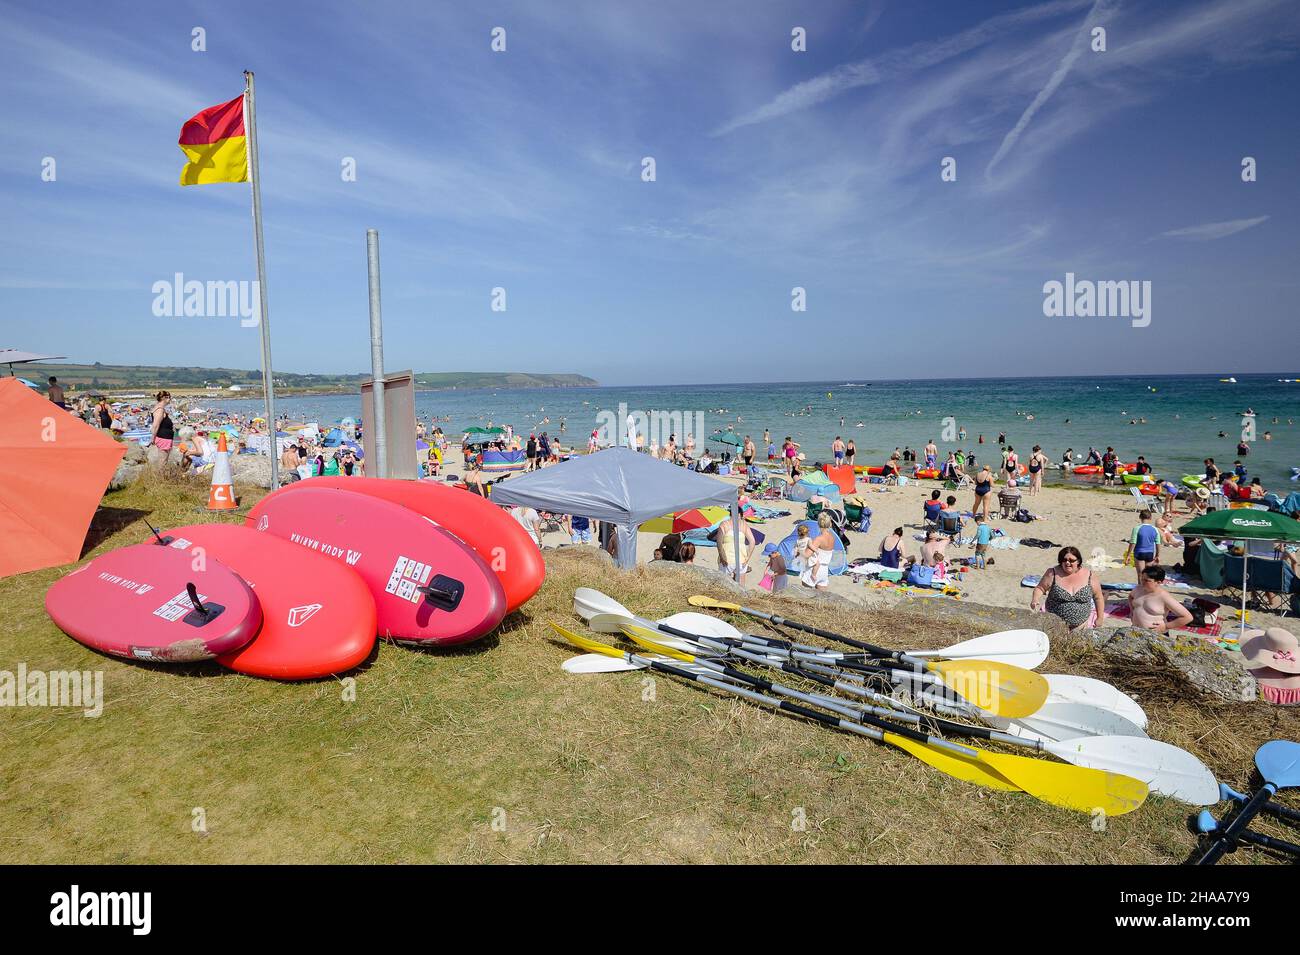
[{"x1": 489, "y1": 447, "x2": 739, "y2": 569}]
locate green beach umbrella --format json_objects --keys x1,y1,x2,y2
[
  {"x1": 1178, "y1": 508, "x2": 1300, "y2": 639},
  {"x1": 1178, "y1": 509, "x2": 1300, "y2": 543}
]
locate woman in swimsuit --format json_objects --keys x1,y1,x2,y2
[
  {"x1": 1027, "y1": 445, "x2": 1047, "y2": 495},
  {"x1": 972, "y1": 465, "x2": 993, "y2": 520},
  {"x1": 879, "y1": 527, "x2": 905, "y2": 569},
  {"x1": 845, "y1": 439, "x2": 856, "y2": 467},
  {"x1": 150, "y1": 391, "x2": 175, "y2": 459},
  {"x1": 1030, "y1": 546, "x2": 1105, "y2": 631}
]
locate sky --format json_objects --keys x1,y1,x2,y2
[{"x1": 2, "y1": 0, "x2": 1299, "y2": 385}]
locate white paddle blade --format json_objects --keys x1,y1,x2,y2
[
  {"x1": 1048, "y1": 736, "x2": 1219, "y2": 806},
  {"x1": 656, "y1": 611, "x2": 745, "y2": 640},
  {"x1": 908, "y1": 629, "x2": 1050, "y2": 670},
  {"x1": 573, "y1": 588, "x2": 630, "y2": 622},
  {"x1": 562, "y1": 654, "x2": 644, "y2": 674},
  {"x1": 588, "y1": 611, "x2": 636, "y2": 634},
  {"x1": 1002, "y1": 700, "x2": 1148, "y2": 743},
  {"x1": 1043, "y1": 674, "x2": 1148, "y2": 730}
]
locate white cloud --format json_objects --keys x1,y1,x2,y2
[{"x1": 1159, "y1": 216, "x2": 1270, "y2": 240}]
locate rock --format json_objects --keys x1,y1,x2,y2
[
  {"x1": 229, "y1": 454, "x2": 273, "y2": 489},
  {"x1": 123, "y1": 444, "x2": 148, "y2": 465},
  {"x1": 109, "y1": 462, "x2": 145, "y2": 491},
  {"x1": 1080, "y1": 626, "x2": 1256, "y2": 702}
]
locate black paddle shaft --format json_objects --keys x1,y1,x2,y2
[
  {"x1": 762, "y1": 611, "x2": 907, "y2": 663},
  {"x1": 1235, "y1": 827, "x2": 1300, "y2": 858},
  {"x1": 1196, "y1": 784, "x2": 1278, "y2": 865}
]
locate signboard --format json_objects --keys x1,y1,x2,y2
[{"x1": 361, "y1": 370, "x2": 418, "y2": 479}]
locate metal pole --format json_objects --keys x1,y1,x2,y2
[
  {"x1": 366, "y1": 229, "x2": 387, "y2": 478},
  {"x1": 732, "y1": 499, "x2": 742, "y2": 584},
  {"x1": 244, "y1": 71, "x2": 279, "y2": 489}
]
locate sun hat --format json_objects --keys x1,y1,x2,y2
[
  {"x1": 763, "y1": 543, "x2": 778, "y2": 556},
  {"x1": 1195, "y1": 486, "x2": 1211, "y2": 500},
  {"x1": 1241, "y1": 627, "x2": 1300, "y2": 674}
]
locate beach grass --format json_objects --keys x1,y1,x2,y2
[{"x1": 2, "y1": 476, "x2": 1296, "y2": 864}]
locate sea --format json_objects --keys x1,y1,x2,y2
[{"x1": 208, "y1": 374, "x2": 1300, "y2": 486}]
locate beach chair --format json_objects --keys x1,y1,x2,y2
[
  {"x1": 997, "y1": 490, "x2": 1022, "y2": 519},
  {"x1": 937, "y1": 512, "x2": 964, "y2": 543},
  {"x1": 1225, "y1": 556, "x2": 1291, "y2": 615},
  {"x1": 1129, "y1": 486, "x2": 1163, "y2": 515}
]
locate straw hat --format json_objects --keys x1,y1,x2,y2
[
  {"x1": 1195, "y1": 486, "x2": 1211, "y2": 500},
  {"x1": 1241, "y1": 627, "x2": 1300, "y2": 674}
]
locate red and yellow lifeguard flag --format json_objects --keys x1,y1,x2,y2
[{"x1": 178, "y1": 94, "x2": 249, "y2": 186}]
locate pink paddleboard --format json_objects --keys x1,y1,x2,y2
[
  {"x1": 44, "y1": 543, "x2": 262, "y2": 663},
  {"x1": 245, "y1": 487, "x2": 506, "y2": 646}
]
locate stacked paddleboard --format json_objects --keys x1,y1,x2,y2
[{"x1": 44, "y1": 478, "x2": 545, "y2": 680}]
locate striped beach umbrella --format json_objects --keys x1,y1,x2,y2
[{"x1": 641, "y1": 506, "x2": 730, "y2": 535}]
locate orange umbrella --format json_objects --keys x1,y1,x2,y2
[{"x1": 0, "y1": 378, "x2": 125, "y2": 578}]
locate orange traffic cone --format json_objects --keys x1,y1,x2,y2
[{"x1": 207, "y1": 432, "x2": 238, "y2": 510}]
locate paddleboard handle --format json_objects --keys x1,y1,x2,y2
[
  {"x1": 418, "y1": 575, "x2": 465, "y2": 612},
  {"x1": 1195, "y1": 782, "x2": 1278, "y2": 865}
]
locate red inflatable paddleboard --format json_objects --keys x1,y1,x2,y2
[
  {"x1": 282, "y1": 476, "x2": 544, "y2": 612},
  {"x1": 45, "y1": 543, "x2": 261, "y2": 662},
  {"x1": 163, "y1": 524, "x2": 377, "y2": 680},
  {"x1": 246, "y1": 487, "x2": 506, "y2": 646}
]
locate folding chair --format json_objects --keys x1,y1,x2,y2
[
  {"x1": 1129, "y1": 486, "x2": 1163, "y2": 515},
  {"x1": 997, "y1": 490, "x2": 1022, "y2": 519},
  {"x1": 937, "y1": 512, "x2": 964, "y2": 543}
]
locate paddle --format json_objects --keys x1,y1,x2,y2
[
  {"x1": 1195, "y1": 811, "x2": 1300, "y2": 859},
  {"x1": 578, "y1": 588, "x2": 1049, "y2": 668},
  {"x1": 561, "y1": 652, "x2": 711, "y2": 674},
  {"x1": 686, "y1": 595, "x2": 1049, "y2": 718},
  {"x1": 1195, "y1": 740, "x2": 1300, "y2": 864},
  {"x1": 1039, "y1": 674, "x2": 1147, "y2": 730},
  {"x1": 626, "y1": 625, "x2": 1211, "y2": 806},
  {"x1": 551, "y1": 623, "x2": 1024, "y2": 795},
  {"x1": 1219, "y1": 782, "x2": 1300, "y2": 825}
]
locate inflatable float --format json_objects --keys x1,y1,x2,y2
[
  {"x1": 913, "y1": 468, "x2": 940, "y2": 479},
  {"x1": 45, "y1": 543, "x2": 261, "y2": 662},
  {"x1": 246, "y1": 486, "x2": 507, "y2": 646},
  {"x1": 284, "y1": 476, "x2": 545, "y2": 613},
  {"x1": 164, "y1": 524, "x2": 377, "y2": 680}
]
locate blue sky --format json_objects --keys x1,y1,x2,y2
[{"x1": 2, "y1": 0, "x2": 1298, "y2": 385}]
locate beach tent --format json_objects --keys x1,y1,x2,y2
[
  {"x1": 0, "y1": 378, "x2": 125, "y2": 578},
  {"x1": 775, "y1": 520, "x2": 847, "y2": 577},
  {"x1": 789, "y1": 470, "x2": 842, "y2": 504},
  {"x1": 490, "y1": 446, "x2": 738, "y2": 571},
  {"x1": 822, "y1": 464, "x2": 856, "y2": 495},
  {"x1": 1179, "y1": 509, "x2": 1300, "y2": 640},
  {"x1": 322, "y1": 428, "x2": 346, "y2": 447}
]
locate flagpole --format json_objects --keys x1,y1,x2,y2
[{"x1": 244, "y1": 70, "x2": 279, "y2": 488}]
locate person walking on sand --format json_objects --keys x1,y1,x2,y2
[
  {"x1": 924, "y1": 439, "x2": 938, "y2": 469},
  {"x1": 972, "y1": 463, "x2": 993, "y2": 519},
  {"x1": 1124, "y1": 509, "x2": 1161, "y2": 584},
  {"x1": 1027, "y1": 445, "x2": 1048, "y2": 494},
  {"x1": 742, "y1": 435, "x2": 755, "y2": 469}
]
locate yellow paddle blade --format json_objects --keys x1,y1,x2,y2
[
  {"x1": 882, "y1": 733, "x2": 1021, "y2": 793},
  {"x1": 928, "y1": 659, "x2": 1049, "y2": 719},
  {"x1": 978, "y1": 749, "x2": 1149, "y2": 817},
  {"x1": 688, "y1": 595, "x2": 741, "y2": 611},
  {"x1": 619, "y1": 624, "x2": 698, "y2": 662},
  {"x1": 549, "y1": 623, "x2": 623, "y2": 659}
]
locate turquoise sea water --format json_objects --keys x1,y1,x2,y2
[{"x1": 211, "y1": 374, "x2": 1300, "y2": 486}]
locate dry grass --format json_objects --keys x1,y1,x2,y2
[{"x1": 2, "y1": 476, "x2": 1297, "y2": 864}]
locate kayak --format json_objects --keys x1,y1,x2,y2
[
  {"x1": 1122, "y1": 472, "x2": 1156, "y2": 485},
  {"x1": 1181, "y1": 475, "x2": 1204, "y2": 488},
  {"x1": 856, "y1": 466, "x2": 886, "y2": 475},
  {"x1": 1073, "y1": 465, "x2": 1102, "y2": 475}
]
